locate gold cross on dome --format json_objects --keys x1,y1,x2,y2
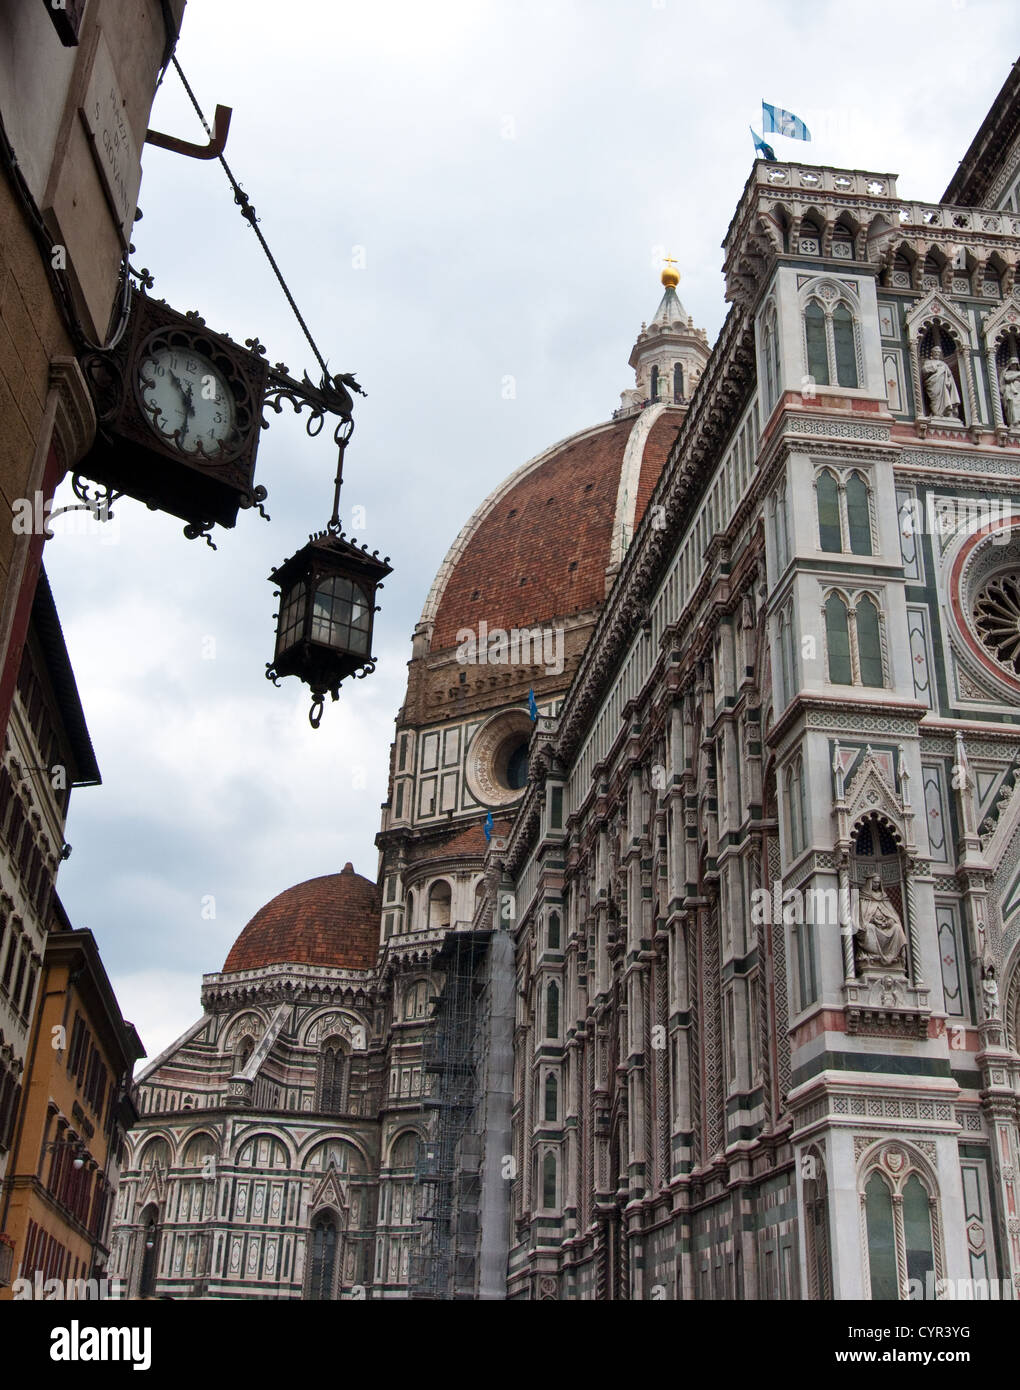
[{"x1": 661, "y1": 255, "x2": 680, "y2": 287}]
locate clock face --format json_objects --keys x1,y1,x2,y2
[{"x1": 138, "y1": 345, "x2": 238, "y2": 457}]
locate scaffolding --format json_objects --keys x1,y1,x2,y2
[{"x1": 409, "y1": 930, "x2": 490, "y2": 1300}]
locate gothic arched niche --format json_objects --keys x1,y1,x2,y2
[
  {"x1": 427, "y1": 878, "x2": 452, "y2": 930},
  {"x1": 1005, "y1": 943, "x2": 1020, "y2": 1057},
  {"x1": 306, "y1": 1209, "x2": 341, "y2": 1301},
  {"x1": 849, "y1": 813, "x2": 909, "y2": 975},
  {"x1": 388, "y1": 1130, "x2": 422, "y2": 1168},
  {"x1": 305, "y1": 1137, "x2": 365, "y2": 1174},
  {"x1": 857, "y1": 1140, "x2": 944, "y2": 1301},
  {"x1": 235, "y1": 1133, "x2": 290, "y2": 1169},
  {"x1": 224, "y1": 1011, "x2": 264, "y2": 1072},
  {"x1": 802, "y1": 1144, "x2": 833, "y2": 1300},
  {"x1": 138, "y1": 1135, "x2": 171, "y2": 1171},
  {"x1": 138, "y1": 1202, "x2": 161, "y2": 1298},
  {"x1": 181, "y1": 1132, "x2": 217, "y2": 1167},
  {"x1": 317, "y1": 1034, "x2": 349, "y2": 1113}
]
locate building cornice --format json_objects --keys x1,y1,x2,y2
[{"x1": 552, "y1": 305, "x2": 757, "y2": 771}]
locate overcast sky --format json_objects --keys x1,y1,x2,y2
[{"x1": 42, "y1": 0, "x2": 1018, "y2": 1063}]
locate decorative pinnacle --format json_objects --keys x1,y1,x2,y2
[{"x1": 661, "y1": 255, "x2": 680, "y2": 289}]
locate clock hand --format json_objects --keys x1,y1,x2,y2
[{"x1": 168, "y1": 370, "x2": 196, "y2": 419}]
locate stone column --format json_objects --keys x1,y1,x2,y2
[
  {"x1": 903, "y1": 860, "x2": 923, "y2": 985},
  {"x1": 837, "y1": 853, "x2": 855, "y2": 982}
]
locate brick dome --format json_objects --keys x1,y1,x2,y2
[
  {"x1": 423, "y1": 408, "x2": 685, "y2": 652},
  {"x1": 223, "y1": 864, "x2": 379, "y2": 973}
]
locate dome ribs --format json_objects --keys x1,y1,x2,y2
[
  {"x1": 431, "y1": 420, "x2": 632, "y2": 650},
  {"x1": 223, "y1": 869, "x2": 380, "y2": 973}
]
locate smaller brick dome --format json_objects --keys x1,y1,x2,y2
[{"x1": 223, "y1": 865, "x2": 379, "y2": 973}]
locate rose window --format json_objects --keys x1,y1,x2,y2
[{"x1": 973, "y1": 572, "x2": 1020, "y2": 674}]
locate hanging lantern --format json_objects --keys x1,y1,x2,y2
[
  {"x1": 267, "y1": 419, "x2": 392, "y2": 727},
  {"x1": 267, "y1": 528, "x2": 391, "y2": 726}
]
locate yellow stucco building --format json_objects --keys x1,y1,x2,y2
[{"x1": 0, "y1": 899, "x2": 142, "y2": 1298}]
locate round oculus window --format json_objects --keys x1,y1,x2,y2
[
  {"x1": 948, "y1": 519, "x2": 1020, "y2": 696},
  {"x1": 973, "y1": 571, "x2": 1020, "y2": 675},
  {"x1": 465, "y1": 709, "x2": 534, "y2": 807}
]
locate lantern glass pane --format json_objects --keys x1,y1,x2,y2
[
  {"x1": 311, "y1": 576, "x2": 371, "y2": 655},
  {"x1": 276, "y1": 581, "x2": 307, "y2": 656}
]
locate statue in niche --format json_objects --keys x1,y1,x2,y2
[
  {"x1": 853, "y1": 873, "x2": 908, "y2": 973},
  {"x1": 981, "y1": 959, "x2": 1000, "y2": 1021},
  {"x1": 922, "y1": 344, "x2": 962, "y2": 419},
  {"x1": 1000, "y1": 355, "x2": 1020, "y2": 426}
]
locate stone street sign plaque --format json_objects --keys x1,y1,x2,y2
[{"x1": 78, "y1": 32, "x2": 141, "y2": 242}]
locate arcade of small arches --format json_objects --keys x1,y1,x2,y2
[{"x1": 391, "y1": 871, "x2": 488, "y2": 936}]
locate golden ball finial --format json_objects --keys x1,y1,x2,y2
[{"x1": 661, "y1": 255, "x2": 680, "y2": 289}]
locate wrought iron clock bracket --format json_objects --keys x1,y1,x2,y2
[
  {"x1": 183, "y1": 520, "x2": 219, "y2": 551},
  {"x1": 67, "y1": 474, "x2": 124, "y2": 524},
  {"x1": 260, "y1": 352, "x2": 364, "y2": 457}
]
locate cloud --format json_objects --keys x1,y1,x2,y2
[
  {"x1": 41, "y1": 0, "x2": 1018, "y2": 1034},
  {"x1": 110, "y1": 968, "x2": 204, "y2": 1073}
]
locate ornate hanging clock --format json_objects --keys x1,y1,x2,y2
[{"x1": 79, "y1": 284, "x2": 271, "y2": 541}]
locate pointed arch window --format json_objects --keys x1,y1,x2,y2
[
  {"x1": 804, "y1": 1151, "x2": 833, "y2": 1300},
  {"x1": 139, "y1": 1208, "x2": 160, "y2": 1298},
  {"x1": 404, "y1": 980, "x2": 429, "y2": 1020},
  {"x1": 803, "y1": 292, "x2": 862, "y2": 390},
  {"x1": 544, "y1": 1072, "x2": 558, "y2": 1122},
  {"x1": 825, "y1": 593, "x2": 852, "y2": 685},
  {"x1": 427, "y1": 880, "x2": 451, "y2": 930},
  {"x1": 777, "y1": 607, "x2": 791, "y2": 708},
  {"x1": 650, "y1": 365, "x2": 659, "y2": 401},
  {"x1": 317, "y1": 1036, "x2": 349, "y2": 1114},
  {"x1": 824, "y1": 589, "x2": 886, "y2": 688},
  {"x1": 762, "y1": 305, "x2": 779, "y2": 411},
  {"x1": 673, "y1": 362, "x2": 683, "y2": 402},
  {"x1": 776, "y1": 601, "x2": 796, "y2": 710},
  {"x1": 855, "y1": 596, "x2": 883, "y2": 686},
  {"x1": 542, "y1": 1151, "x2": 558, "y2": 1208},
  {"x1": 307, "y1": 1211, "x2": 339, "y2": 1300},
  {"x1": 903, "y1": 1174, "x2": 936, "y2": 1291},
  {"x1": 815, "y1": 469, "x2": 873, "y2": 556},
  {"x1": 861, "y1": 1150, "x2": 941, "y2": 1300},
  {"x1": 865, "y1": 1172, "x2": 898, "y2": 1300},
  {"x1": 547, "y1": 911, "x2": 561, "y2": 951},
  {"x1": 545, "y1": 980, "x2": 559, "y2": 1039},
  {"x1": 832, "y1": 304, "x2": 859, "y2": 387},
  {"x1": 805, "y1": 301, "x2": 829, "y2": 384},
  {"x1": 786, "y1": 754, "x2": 807, "y2": 857},
  {"x1": 773, "y1": 482, "x2": 790, "y2": 571},
  {"x1": 235, "y1": 1035, "x2": 255, "y2": 1073},
  {"x1": 816, "y1": 470, "x2": 841, "y2": 551},
  {"x1": 845, "y1": 472, "x2": 872, "y2": 554}
]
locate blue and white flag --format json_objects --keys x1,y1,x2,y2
[
  {"x1": 749, "y1": 126, "x2": 776, "y2": 161},
  {"x1": 484, "y1": 810, "x2": 494, "y2": 842},
  {"x1": 762, "y1": 102, "x2": 811, "y2": 142},
  {"x1": 528, "y1": 688, "x2": 538, "y2": 721}
]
